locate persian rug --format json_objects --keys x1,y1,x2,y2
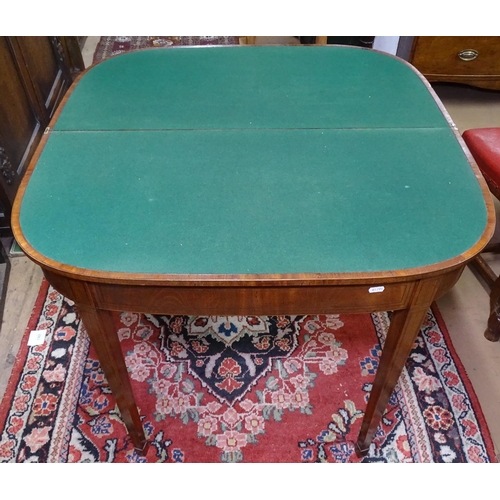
[
  {"x1": 0, "y1": 281, "x2": 496, "y2": 462},
  {"x1": 93, "y1": 36, "x2": 239, "y2": 63}
]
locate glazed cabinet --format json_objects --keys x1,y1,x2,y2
[{"x1": 0, "y1": 36, "x2": 84, "y2": 234}]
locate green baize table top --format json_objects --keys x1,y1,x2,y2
[{"x1": 19, "y1": 46, "x2": 488, "y2": 275}]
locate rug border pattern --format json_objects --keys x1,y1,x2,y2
[
  {"x1": 1, "y1": 281, "x2": 497, "y2": 462},
  {"x1": 47, "y1": 319, "x2": 90, "y2": 462}
]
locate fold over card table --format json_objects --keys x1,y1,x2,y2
[{"x1": 13, "y1": 46, "x2": 495, "y2": 456}]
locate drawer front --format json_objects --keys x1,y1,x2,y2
[
  {"x1": 90, "y1": 282, "x2": 416, "y2": 315},
  {"x1": 410, "y1": 36, "x2": 500, "y2": 76}
]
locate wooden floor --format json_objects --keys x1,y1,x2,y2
[
  {"x1": 1, "y1": 37, "x2": 500, "y2": 461},
  {"x1": 0, "y1": 257, "x2": 42, "y2": 397}
]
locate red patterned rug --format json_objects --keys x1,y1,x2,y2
[
  {"x1": 93, "y1": 36, "x2": 239, "y2": 63},
  {"x1": 0, "y1": 281, "x2": 496, "y2": 462}
]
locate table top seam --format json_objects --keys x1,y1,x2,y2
[{"x1": 49, "y1": 126, "x2": 454, "y2": 133}]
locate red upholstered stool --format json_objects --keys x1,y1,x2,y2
[{"x1": 462, "y1": 128, "x2": 500, "y2": 341}]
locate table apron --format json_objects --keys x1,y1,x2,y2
[{"x1": 42, "y1": 266, "x2": 464, "y2": 316}]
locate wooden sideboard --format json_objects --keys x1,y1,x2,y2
[
  {"x1": 409, "y1": 36, "x2": 500, "y2": 91},
  {"x1": 0, "y1": 37, "x2": 84, "y2": 235}
]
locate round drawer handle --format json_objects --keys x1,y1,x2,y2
[{"x1": 458, "y1": 49, "x2": 479, "y2": 61}]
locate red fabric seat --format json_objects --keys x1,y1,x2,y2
[
  {"x1": 462, "y1": 128, "x2": 500, "y2": 341},
  {"x1": 462, "y1": 128, "x2": 500, "y2": 199}
]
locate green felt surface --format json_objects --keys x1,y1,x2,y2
[
  {"x1": 54, "y1": 46, "x2": 449, "y2": 131},
  {"x1": 20, "y1": 128, "x2": 486, "y2": 274},
  {"x1": 19, "y1": 46, "x2": 488, "y2": 275}
]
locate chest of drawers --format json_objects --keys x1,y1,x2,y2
[{"x1": 409, "y1": 36, "x2": 500, "y2": 90}]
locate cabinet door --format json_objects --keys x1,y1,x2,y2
[
  {"x1": 0, "y1": 38, "x2": 43, "y2": 208},
  {"x1": 0, "y1": 36, "x2": 80, "y2": 232},
  {"x1": 13, "y1": 36, "x2": 73, "y2": 123}
]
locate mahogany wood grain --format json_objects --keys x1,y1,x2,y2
[
  {"x1": 77, "y1": 302, "x2": 148, "y2": 452},
  {"x1": 42, "y1": 266, "x2": 464, "y2": 318},
  {"x1": 355, "y1": 277, "x2": 441, "y2": 455}
]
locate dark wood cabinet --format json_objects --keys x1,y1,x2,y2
[
  {"x1": 0, "y1": 36, "x2": 84, "y2": 234},
  {"x1": 409, "y1": 36, "x2": 500, "y2": 90}
]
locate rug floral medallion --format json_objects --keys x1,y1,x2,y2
[{"x1": 0, "y1": 283, "x2": 496, "y2": 463}]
